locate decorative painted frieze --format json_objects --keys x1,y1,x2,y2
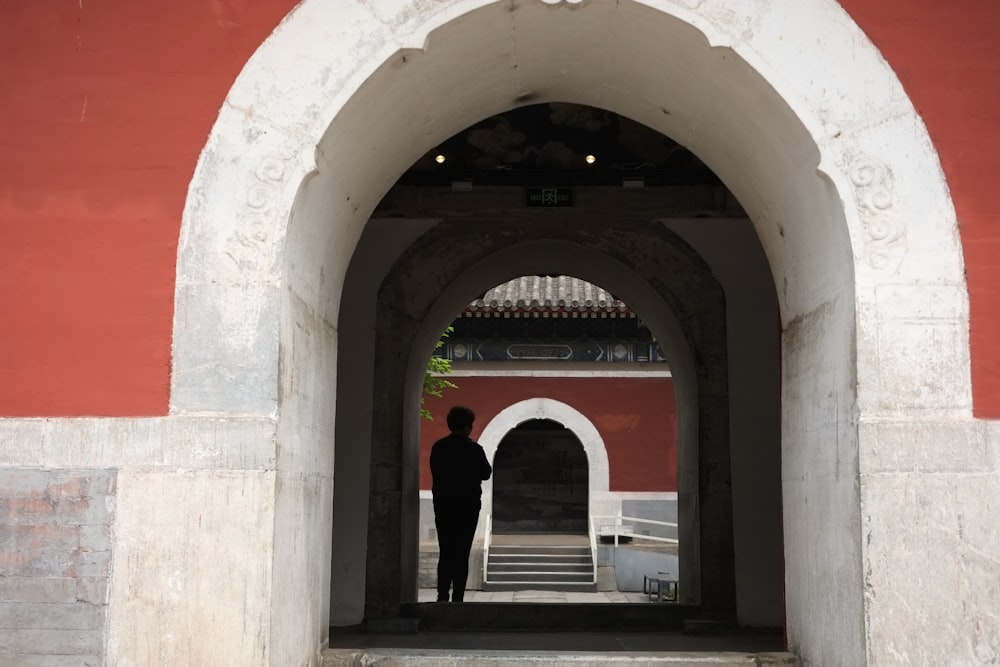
[{"x1": 441, "y1": 339, "x2": 667, "y2": 363}]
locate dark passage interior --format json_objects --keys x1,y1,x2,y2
[{"x1": 333, "y1": 99, "x2": 783, "y2": 648}]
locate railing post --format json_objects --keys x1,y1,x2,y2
[
  {"x1": 482, "y1": 513, "x2": 491, "y2": 585},
  {"x1": 615, "y1": 508, "x2": 621, "y2": 548},
  {"x1": 588, "y1": 514, "x2": 597, "y2": 584}
]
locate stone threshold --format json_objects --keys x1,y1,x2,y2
[{"x1": 323, "y1": 648, "x2": 798, "y2": 666}]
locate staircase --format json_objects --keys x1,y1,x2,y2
[{"x1": 483, "y1": 534, "x2": 596, "y2": 592}]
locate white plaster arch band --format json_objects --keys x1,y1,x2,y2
[
  {"x1": 475, "y1": 397, "x2": 610, "y2": 543},
  {"x1": 172, "y1": 0, "x2": 970, "y2": 416},
  {"x1": 478, "y1": 397, "x2": 611, "y2": 493}
]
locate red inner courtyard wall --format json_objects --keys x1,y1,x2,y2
[
  {"x1": 1, "y1": 1, "x2": 999, "y2": 417},
  {"x1": 418, "y1": 376, "x2": 677, "y2": 492}
]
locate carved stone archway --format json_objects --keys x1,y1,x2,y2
[
  {"x1": 154, "y1": 1, "x2": 972, "y2": 664},
  {"x1": 368, "y1": 218, "x2": 730, "y2": 616}
]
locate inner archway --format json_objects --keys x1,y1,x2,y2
[{"x1": 366, "y1": 216, "x2": 734, "y2": 620}]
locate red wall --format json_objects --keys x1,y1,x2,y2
[
  {"x1": 0, "y1": 1, "x2": 296, "y2": 415},
  {"x1": 418, "y1": 377, "x2": 677, "y2": 492},
  {"x1": 1, "y1": 2, "x2": 999, "y2": 416}
]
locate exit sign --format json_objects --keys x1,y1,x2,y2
[{"x1": 526, "y1": 187, "x2": 573, "y2": 207}]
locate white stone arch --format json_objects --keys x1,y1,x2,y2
[
  {"x1": 476, "y1": 397, "x2": 611, "y2": 541},
  {"x1": 479, "y1": 398, "x2": 612, "y2": 494},
  {"x1": 166, "y1": 1, "x2": 972, "y2": 665}
]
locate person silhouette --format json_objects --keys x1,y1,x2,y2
[{"x1": 430, "y1": 405, "x2": 493, "y2": 602}]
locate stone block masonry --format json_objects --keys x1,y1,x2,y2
[{"x1": 0, "y1": 469, "x2": 116, "y2": 666}]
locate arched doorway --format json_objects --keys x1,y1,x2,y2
[
  {"x1": 367, "y1": 217, "x2": 734, "y2": 618},
  {"x1": 476, "y1": 397, "x2": 614, "y2": 546},
  {"x1": 169, "y1": 1, "x2": 971, "y2": 664},
  {"x1": 492, "y1": 419, "x2": 589, "y2": 534}
]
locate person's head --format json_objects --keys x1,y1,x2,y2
[{"x1": 446, "y1": 405, "x2": 475, "y2": 435}]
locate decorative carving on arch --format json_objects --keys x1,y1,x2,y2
[
  {"x1": 224, "y1": 155, "x2": 289, "y2": 283},
  {"x1": 850, "y1": 156, "x2": 907, "y2": 273}
]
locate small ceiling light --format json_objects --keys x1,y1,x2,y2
[
  {"x1": 584, "y1": 154, "x2": 597, "y2": 165},
  {"x1": 434, "y1": 154, "x2": 447, "y2": 164}
]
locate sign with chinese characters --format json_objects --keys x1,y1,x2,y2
[{"x1": 526, "y1": 187, "x2": 573, "y2": 207}]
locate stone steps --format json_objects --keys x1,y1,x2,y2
[{"x1": 484, "y1": 543, "x2": 596, "y2": 591}]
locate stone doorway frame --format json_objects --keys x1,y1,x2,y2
[{"x1": 165, "y1": 1, "x2": 972, "y2": 665}]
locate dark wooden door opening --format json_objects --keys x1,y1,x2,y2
[{"x1": 492, "y1": 419, "x2": 589, "y2": 534}]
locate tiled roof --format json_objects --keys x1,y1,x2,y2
[{"x1": 466, "y1": 276, "x2": 630, "y2": 315}]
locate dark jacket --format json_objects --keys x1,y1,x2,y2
[{"x1": 430, "y1": 433, "x2": 492, "y2": 504}]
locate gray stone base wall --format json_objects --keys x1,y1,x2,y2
[
  {"x1": 418, "y1": 542, "x2": 484, "y2": 591},
  {"x1": 0, "y1": 469, "x2": 116, "y2": 666},
  {"x1": 418, "y1": 542, "x2": 438, "y2": 589}
]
